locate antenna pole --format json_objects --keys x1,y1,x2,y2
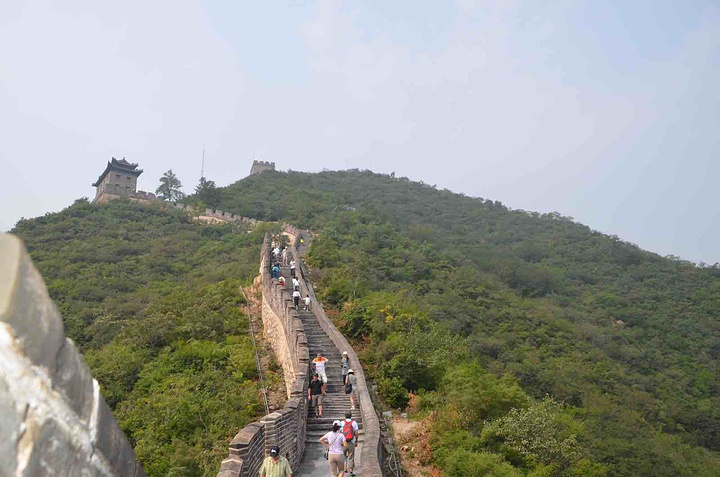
[{"x1": 201, "y1": 145, "x2": 206, "y2": 180}]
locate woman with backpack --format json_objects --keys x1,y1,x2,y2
[{"x1": 319, "y1": 420, "x2": 347, "y2": 477}]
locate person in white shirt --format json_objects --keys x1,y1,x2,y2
[
  {"x1": 303, "y1": 294, "x2": 311, "y2": 311},
  {"x1": 293, "y1": 289, "x2": 301, "y2": 309},
  {"x1": 290, "y1": 260, "x2": 296, "y2": 278},
  {"x1": 313, "y1": 353, "x2": 329, "y2": 392},
  {"x1": 319, "y1": 421, "x2": 347, "y2": 477},
  {"x1": 292, "y1": 277, "x2": 300, "y2": 291}
]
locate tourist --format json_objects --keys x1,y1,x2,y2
[
  {"x1": 341, "y1": 351, "x2": 349, "y2": 385},
  {"x1": 308, "y1": 373, "x2": 324, "y2": 417},
  {"x1": 342, "y1": 411, "x2": 359, "y2": 477},
  {"x1": 304, "y1": 294, "x2": 311, "y2": 311},
  {"x1": 313, "y1": 352, "x2": 328, "y2": 393},
  {"x1": 292, "y1": 277, "x2": 300, "y2": 291},
  {"x1": 273, "y1": 246, "x2": 281, "y2": 263},
  {"x1": 319, "y1": 421, "x2": 347, "y2": 477},
  {"x1": 272, "y1": 264, "x2": 280, "y2": 279},
  {"x1": 345, "y1": 369, "x2": 357, "y2": 410},
  {"x1": 290, "y1": 259, "x2": 296, "y2": 278},
  {"x1": 293, "y1": 289, "x2": 301, "y2": 309},
  {"x1": 282, "y1": 247, "x2": 288, "y2": 264},
  {"x1": 279, "y1": 276, "x2": 285, "y2": 287},
  {"x1": 258, "y1": 445, "x2": 292, "y2": 477}
]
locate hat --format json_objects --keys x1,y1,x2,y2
[
  {"x1": 270, "y1": 446, "x2": 280, "y2": 456},
  {"x1": 333, "y1": 420, "x2": 343, "y2": 428},
  {"x1": 343, "y1": 351, "x2": 349, "y2": 355},
  {"x1": 348, "y1": 369, "x2": 354, "y2": 374}
]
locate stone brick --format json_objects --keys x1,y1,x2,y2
[
  {"x1": 218, "y1": 455, "x2": 243, "y2": 476},
  {"x1": 53, "y1": 338, "x2": 95, "y2": 424},
  {"x1": 0, "y1": 235, "x2": 65, "y2": 374},
  {"x1": 92, "y1": 393, "x2": 137, "y2": 477}
]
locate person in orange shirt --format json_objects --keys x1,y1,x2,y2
[{"x1": 312, "y1": 352, "x2": 329, "y2": 394}]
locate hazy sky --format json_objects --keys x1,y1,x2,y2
[{"x1": 1, "y1": 1, "x2": 718, "y2": 263}]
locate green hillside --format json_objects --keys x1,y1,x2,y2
[
  {"x1": 212, "y1": 170, "x2": 720, "y2": 477},
  {"x1": 12, "y1": 199, "x2": 274, "y2": 477}
]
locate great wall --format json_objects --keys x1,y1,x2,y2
[
  {"x1": 216, "y1": 229, "x2": 383, "y2": 477},
  {"x1": 0, "y1": 221, "x2": 383, "y2": 477}
]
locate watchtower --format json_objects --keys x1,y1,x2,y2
[
  {"x1": 249, "y1": 160, "x2": 275, "y2": 176},
  {"x1": 92, "y1": 157, "x2": 144, "y2": 203}
]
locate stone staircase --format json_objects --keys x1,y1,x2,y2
[{"x1": 277, "y1": 262, "x2": 363, "y2": 476}]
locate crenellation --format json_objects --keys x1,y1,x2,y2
[{"x1": 249, "y1": 160, "x2": 276, "y2": 176}]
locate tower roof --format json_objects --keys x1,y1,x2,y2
[{"x1": 92, "y1": 157, "x2": 143, "y2": 187}]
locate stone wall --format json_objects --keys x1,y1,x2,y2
[
  {"x1": 169, "y1": 203, "x2": 260, "y2": 225},
  {"x1": 0, "y1": 234, "x2": 145, "y2": 477},
  {"x1": 217, "y1": 235, "x2": 310, "y2": 477},
  {"x1": 249, "y1": 160, "x2": 276, "y2": 176}
]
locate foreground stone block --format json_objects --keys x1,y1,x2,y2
[
  {"x1": 92, "y1": 393, "x2": 137, "y2": 477},
  {"x1": 0, "y1": 234, "x2": 65, "y2": 375},
  {"x1": 19, "y1": 412, "x2": 100, "y2": 477},
  {"x1": 0, "y1": 373, "x2": 23, "y2": 475},
  {"x1": 1, "y1": 233, "x2": 144, "y2": 476},
  {"x1": 54, "y1": 338, "x2": 95, "y2": 424}
]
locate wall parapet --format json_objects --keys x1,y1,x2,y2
[
  {"x1": 0, "y1": 234, "x2": 145, "y2": 477},
  {"x1": 217, "y1": 235, "x2": 310, "y2": 477}
]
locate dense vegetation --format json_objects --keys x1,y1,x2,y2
[
  {"x1": 213, "y1": 170, "x2": 720, "y2": 477},
  {"x1": 12, "y1": 199, "x2": 275, "y2": 477}
]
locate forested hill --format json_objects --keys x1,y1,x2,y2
[
  {"x1": 11, "y1": 199, "x2": 277, "y2": 476},
  {"x1": 213, "y1": 170, "x2": 720, "y2": 476}
]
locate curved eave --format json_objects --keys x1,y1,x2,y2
[{"x1": 92, "y1": 162, "x2": 144, "y2": 187}]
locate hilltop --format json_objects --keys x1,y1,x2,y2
[{"x1": 209, "y1": 169, "x2": 720, "y2": 476}]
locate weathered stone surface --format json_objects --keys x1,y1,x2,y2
[
  {"x1": 92, "y1": 393, "x2": 137, "y2": 476},
  {"x1": 53, "y1": 338, "x2": 95, "y2": 424},
  {"x1": 0, "y1": 373, "x2": 22, "y2": 475},
  {"x1": 0, "y1": 234, "x2": 65, "y2": 374},
  {"x1": 19, "y1": 414, "x2": 101, "y2": 477},
  {"x1": 218, "y1": 455, "x2": 243, "y2": 475}
]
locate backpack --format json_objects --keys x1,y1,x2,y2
[{"x1": 343, "y1": 420, "x2": 355, "y2": 442}]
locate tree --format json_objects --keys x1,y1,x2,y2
[
  {"x1": 195, "y1": 177, "x2": 221, "y2": 208},
  {"x1": 156, "y1": 169, "x2": 185, "y2": 201}
]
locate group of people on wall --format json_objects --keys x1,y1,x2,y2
[{"x1": 264, "y1": 235, "x2": 360, "y2": 477}]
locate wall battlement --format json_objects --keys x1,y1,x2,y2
[
  {"x1": 249, "y1": 161, "x2": 276, "y2": 176},
  {"x1": 0, "y1": 234, "x2": 145, "y2": 476}
]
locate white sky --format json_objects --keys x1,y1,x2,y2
[{"x1": 1, "y1": 1, "x2": 718, "y2": 263}]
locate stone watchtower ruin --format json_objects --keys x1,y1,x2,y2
[
  {"x1": 249, "y1": 160, "x2": 275, "y2": 176},
  {"x1": 92, "y1": 157, "x2": 156, "y2": 203}
]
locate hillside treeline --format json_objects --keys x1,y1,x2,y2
[
  {"x1": 12, "y1": 199, "x2": 274, "y2": 477},
  {"x1": 212, "y1": 170, "x2": 720, "y2": 476}
]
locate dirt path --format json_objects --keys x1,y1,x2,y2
[{"x1": 392, "y1": 417, "x2": 442, "y2": 477}]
